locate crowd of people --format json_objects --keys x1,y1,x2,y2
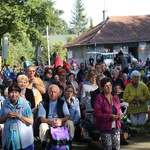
[{"x1": 0, "y1": 52, "x2": 150, "y2": 150}]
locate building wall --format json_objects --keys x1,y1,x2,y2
[
  {"x1": 138, "y1": 42, "x2": 150, "y2": 62},
  {"x1": 67, "y1": 46, "x2": 89, "y2": 65},
  {"x1": 68, "y1": 45, "x2": 106, "y2": 65},
  {"x1": 67, "y1": 42, "x2": 150, "y2": 66}
]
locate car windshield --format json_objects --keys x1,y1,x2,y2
[{"x1": 103, "y1": 54, "x2": 114, "y2": 59}]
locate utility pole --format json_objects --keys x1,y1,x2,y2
[
  {"x1": 46, "y1": 26, "x2": 50, "y2": 66},
  {"x1": 2, "y1": 35, "x2": 8, "y2": 66}
]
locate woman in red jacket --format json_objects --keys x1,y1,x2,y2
[{"x1": 94, "y1": 77, "x2": 122, "y2": 150}]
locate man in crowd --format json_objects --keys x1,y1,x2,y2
[
  {"x1": 118, "y1": 51, "x2": 128, "y2": 71},
  {"x1": 89, "y1": 56, "x2": 94, "y2": 66},
  {"x1": 26, "y1": 65, "x2": 46, "y2": 107},
  {"x1": 77, "y1": 62, "x2": 86, "y2": 83},
  {"x1": 38, "y1": 84, "x2": 74, "y2": 149},
  {"x1": 20, "y1": 56, "x2": 31, "y2": 73},
  {"x1": 101, "y1": 62, "x2": 111, "y2": 78},
  {"x1": 95, "y1": 63, "x2": 102, "y2": 74},
  {"x1": 3, "y1": 64, "x2": 13, "y2": 86}
]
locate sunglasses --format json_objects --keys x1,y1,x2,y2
[{"x1": 47, "y1": 72, "x2": 53, "y2": 74}]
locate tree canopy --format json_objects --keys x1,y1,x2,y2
[
  {"x1": 0, "y1": 0, "x2": 69, "y2": 66},
  {"x1": 0, "y1": 0, "x2": 68, "y2": 45}
]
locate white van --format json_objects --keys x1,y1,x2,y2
[{"x1": 87, "y1": 51, "x2": 131, "y2": 66}]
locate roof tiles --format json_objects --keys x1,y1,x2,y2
[{"x1": 64, "y1": 15, "x2": 150, "y2": 48}]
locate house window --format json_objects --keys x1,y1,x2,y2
[{"x1": 104, "y1": 45, "x2": 113, "y2": 52}]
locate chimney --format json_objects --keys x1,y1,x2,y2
[{"x1": 103, "y1": 10, "x2": 105, "y2": 21}]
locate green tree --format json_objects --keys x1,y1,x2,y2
[
  {"x1": 52, "y1": 42, "x2": 67, "y2": 61},
  {"x1": 47, "y1": 10, "x2": 69, "y2": 35},
  {"x1": 69, "y1": 0, "x2": 89, "y2": 35},
  {"x1": 8, "y1": 34, "x2": 36, "y2": 68},
  {"x1": 89, "y1": 17, "x2": 94, "y2": 29},
  {"x1": 40, "y1": 42, "x2": 67, "y2": 65},
  {"x1": 0, "y1": 0, "x2": 68, "y2": 45},
  {"x1": 67, "y1": 36, "x2": 74, "y2": 43},
  {"x1": 0, "y1": 0, "x2": 69, "y2": 65}
]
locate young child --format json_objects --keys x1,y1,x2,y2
[{"x1": 114, "y1": 85, "x2": 124, "y2": 102}]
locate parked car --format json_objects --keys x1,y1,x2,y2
[{"x1": 87, "y1": 51, "x2": 131, "y2": 66}]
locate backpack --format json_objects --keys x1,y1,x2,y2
[
  {"x1": 32, "y1": 101, "x2": 49, "y2": 137},
  {"x1": 48, "y1": 127, "x2": 72, "y2": 150},
  {"x1": 121, "y1": 120, "x2": 133, "y2": 140},
  {"x1": 74, "y1": 118, "x2": 93, "y2": 142}
]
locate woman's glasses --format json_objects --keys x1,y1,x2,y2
[{"x1": 47, "y1": 72, "x2": 53, "y2": 74}]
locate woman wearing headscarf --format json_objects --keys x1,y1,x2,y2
[{"x1": 123, "y1": 70, "x2": 150, "y2": 126}]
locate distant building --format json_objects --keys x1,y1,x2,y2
[{"x1": 64, "y1": 15, "x2": 150, "y2": 65}]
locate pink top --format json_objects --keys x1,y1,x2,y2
[
  {"x1": 94, "y1": 93, "x2": 121, "y2": 131},
  {"x1": 54, "y1": 56, "x2": 62, "y2": 69}
]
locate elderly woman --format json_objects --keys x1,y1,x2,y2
[
  {"x1": 17, "y1": 74, "x2": 35, "y2": 109},
  {"x1": 111, "y1": 69, "x2": 125, "y2": 90},
  {"x1": 94, "y1": 77, "x2": 122, "y2": 150},
  {"x1": 123, "y1": 70, "x2": 150, "y2": 126},
  {"x1": 128, "y1": 58, "x2": 141, "y2": 75},
  {"x1": 0, "y1": 83, "x2": 34, "y2": 150}
]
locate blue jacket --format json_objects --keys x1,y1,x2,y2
[
  {"x1": 62, "y1": 96, "x2": 81, "y2": 124},
  {"x1": 0, "y1": 97, "x2": 33, "y2": 149},
  {"x1": 4, "y1": 69, "x2": 13, "y2": 79},
  {"x1": 24, "y1": 60, "x2": 30, "y2": 72}
]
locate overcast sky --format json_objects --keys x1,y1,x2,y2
[{"x1": 54, "y1": 0, "x2": 150, "y2": 26}]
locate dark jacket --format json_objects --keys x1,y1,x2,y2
[
  {"x1": 111, "y1": 78, "x2": 125, "y2": 90},
  {"x1": 43, "y1": 98, "x2": 65, "y2": 119},
  {"x1": 91, "y1": 88, "x2": 101, "y2": 109},
  {"x1": 102, "y1": 70, "x2": 111, "y2": 78},
  {"x1": 77, "y1": 69, "x2": 86, "y2": 83},
  {"x1": 25, "y1": 88, "x2": 35, "y2": 109}
]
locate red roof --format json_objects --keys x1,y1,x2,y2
[{"x1": 64, "y1": 15, "x2": 150, "y2": 48}]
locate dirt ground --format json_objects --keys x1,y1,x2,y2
[
  {"x1": 34, "y1": 122, "x2": 150, "y2": 150},
  {"x1": 74, "y1": 121, "x2": 150, "y2": 150},
  {"x1": 1, "y1": 122, "x2": 150, "y2": 150},
  {"x1": 120, "y1": 124, "x2": 150, "y2": 150}
]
